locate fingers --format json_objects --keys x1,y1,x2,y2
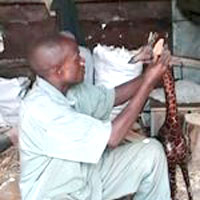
[
  {"x1": 160, "y1": 49, "x2": 171, "y2": 65},
  {"x1": 157, "y1": 46, "x2": 171, "y2": 67}
]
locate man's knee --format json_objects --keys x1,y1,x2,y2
[
  {"x1": 141, "y1": 138, "x2": 167, "y2": 169},
  {"x1": 148, "y1": 138, "x2": 165, "y2": 154}
]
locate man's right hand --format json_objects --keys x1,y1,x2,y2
[{"x1": 143, "y1": 43, "x2": 171, "y2": 89}]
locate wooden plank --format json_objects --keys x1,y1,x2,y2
[
  {"x1": 77, "y1": 1, "x2": 171, "y2": 21},
  {"x1": 77, "y1": 0, "x2": 171, "y2": 49},
  {"x1": 75, "y1": 0, "x2": 170, "y2": 3},
  {"x1": 150, "y1": 99, "x2": 200, "y2": 109},
  {"x1": 0, "y1": 3, "x2": 49, "y2": 23},
  {"x1": 172, "y1": 56, "x2": 200, "y2": 69},
  {"x1": 0, "y1": 0, "x2": 171, "y2": 57},
  {"x1": 0, "y1": 0, "x2": 170, "y2": 4},
  {"x1": 0, "y1": 0, "x2": 42, "y2": 3},
  {"x1": 0, "y1": 58, "x2": 34, "y2": 78}
]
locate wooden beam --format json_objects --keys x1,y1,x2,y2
[
  {"x1": 75, "y1": 0, "x2": 170, "y2": 3},
  {"x1": 172, "y1": 56, "x2": 200, "y2": 69},
  {"x1": 0, "y1": 0, "x2": 42, "y2": 3}
]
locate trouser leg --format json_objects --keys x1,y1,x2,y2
[
  {"x1": 97, "y1": 138, "x2": 171, "y2": 200},
  {"x1": 133, "y1": 139, "x2": 171, "y2": 200}
]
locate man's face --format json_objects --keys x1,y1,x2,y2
[{"x1": 61, "y1": 41, "x2": 85, "y2": 84}]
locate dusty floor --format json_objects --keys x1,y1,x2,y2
[
  {"x1": 176, "y1": 162, "x2": 200, "y2": 200},
  {"x1": 0, "y1": 146, "x2": 20, "y2": 200},
  {"x1": 0, "y1": 146, "x2": 199, "y2": 200}
]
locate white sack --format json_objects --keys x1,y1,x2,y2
[
  {"x1": 150, "y1": 80, "x2": 200, "y2": 104},
  {"x1": 0, "y1": 77, "x2": 31, "y2": 125},
  {"x1": 93, "y1": 44, "x2": 143, "y2": 120},
  {"x1": 93, "y1": 44, "x2": 143, "y2": 88},
  {"x1": 0, "y1": 32, "x2": 4, "y2": 53},
  {"x1": 79, "y1": 46, "x2": 94, "y2": 84}
]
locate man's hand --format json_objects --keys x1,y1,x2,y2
[
  {"x1": 143, "y1": 44, "x2": 171, "y2": 88},
  {"x1": 109, "y1": 48, "x2": 171, "y2": 148},
  {"x1": 129, "y1": 45, "x2": 153, "y2": 64}
]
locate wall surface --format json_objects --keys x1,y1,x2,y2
[
  {"x1": 76, "y1": 0, "x2": 171, "y2": 50},
  {"x1": 0, "y1": 1, "x2": 57, "y2": 59},
  {"x1": 172, "y1": 0, "x2": 200, "y2": 83},
  {"x1": 0, "y1": 0, "x2": 172, "y2": 58},
  {"x1": 0, "y1": 0, "x2": 172, "y2": 77}
]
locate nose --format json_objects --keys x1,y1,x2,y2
[{"x1": 80, "y1": 56, "x2": 85, "y2": 66}]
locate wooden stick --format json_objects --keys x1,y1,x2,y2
[{"x1": 171, "y1": 55, "x2": 200, "y2": 69}]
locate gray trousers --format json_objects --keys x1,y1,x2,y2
[{"x1": 66, "y1": 138, "x2": 171, "y2": 200}]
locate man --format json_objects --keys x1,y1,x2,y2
[{"x1": 19, "y1": 32, "x2": 171, "y2": 200}]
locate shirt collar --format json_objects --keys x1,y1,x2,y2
[{"x1": 35, "y1": 76, "x2": 70, "y2": 106}]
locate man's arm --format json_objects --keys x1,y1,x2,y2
[
  {"x1": 114, "y1": 75, "x2": 143, "y2": 106},
  {"x1": 114, "y1": 44, "x2": 153, "y2": 106},
  {"x1": 108, "y1": 48, "x2": 171, "y2": 148}
]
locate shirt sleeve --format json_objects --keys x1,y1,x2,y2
[
  {"x1": 67, "y1": 83, "x2": 115, "y2": 121},
  {"x1": 20, "y1": 82, "x2": 113, "y2": 164},
  {"x1": 45, "y1": 107, "x2": 112, "y2": 164}
]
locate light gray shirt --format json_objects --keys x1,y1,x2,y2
[{"x1": 19, "y1": 76, "x2": 114, "y2": 200}]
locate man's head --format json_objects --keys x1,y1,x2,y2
[{"x1": 28, "y1": 32, "x2": 85, "y2": 91}]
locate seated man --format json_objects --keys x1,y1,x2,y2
[{"x1": 19, "y1": 32, "x2": 171, "y2": 200}]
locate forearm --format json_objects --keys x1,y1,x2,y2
[
  {"x1": 109, "y1": 46, "x2": 171, "y2": 148},
  {"x1": 114, "y1": 45, "x2": 154, "y2": 106},
  {"x1": 109, "y1": 76, "x2": 154, "y2": 148},
  {"x1": 114, "y1": 75, "x2": 143, "y2": 106}
]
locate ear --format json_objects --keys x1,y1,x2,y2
[
  {"x1": 57, "y1": 69, "x2": 62, "y2": 76},
  {"x1": 54, "y1": 65, "x2": 63, "y2": 78}
]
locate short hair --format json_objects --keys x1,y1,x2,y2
[{"x1": 27, "y1": 32, "x2": 75, "y2": 78}]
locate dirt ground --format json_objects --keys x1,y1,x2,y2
[
  {"x1": 176, "y1": 162, "x2": 200, "y2": 200},
  {"x1": 0, "y1": 146, "x2": 20, "y2": 200},
  {"x1": 0, "y1": 146, "x2": 199, "y2": 200}
]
